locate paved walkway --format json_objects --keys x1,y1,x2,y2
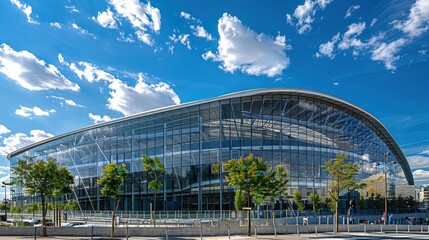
[{"x1": 5, "y1": 232, "x2": 429, "y2": 240}]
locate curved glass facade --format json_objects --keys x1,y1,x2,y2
[{"x1": 9, "y1": 89, "x2": 413, "y2": 212}]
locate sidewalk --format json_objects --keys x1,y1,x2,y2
[{"x1": 6, "y1": 232, "x2": 429, "y2": 240}]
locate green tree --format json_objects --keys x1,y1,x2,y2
[
  {"x1": 309, "y1": 193, "x2": 322, "y2": 213},
  {"x1": 142, "y1": 155, "x2": 165, "y2": 227},
  {"x1": 97, "y1": 162, "x2": 128, "y2": 238},
  {"x1": 224, "y1": 154, "x2": 268, "y2": 207},
  {"x1": 25, "y1": 202, "x2": 41, "y2": 216},
  {"x1": 234, "y1": 189, "x2": 246, "y2": 211},
  {"x1": 225, "y1": 154, "x2": 287, "y2": 234},
  {"x1": 293, "y1": 189, "x2": 305, "y2": 211},
  {"x1": 65, "y1": 200, "x2": 79, "y2": 211},
  {"x1": 12, "y1": 158, "x2": 74, "y2": 236},
  {"x1": 323, "y1": 154, "x2": 360, "y2": 233}
]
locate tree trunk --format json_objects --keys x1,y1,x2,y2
[
  {"x1": 41, "y1": 195, "x2": 47, "y2": 237},
  {"x1": 111, "y1": 210, "x2": 115, "y2": 238},
  {"x1": 153, "y1": 192, "x2": 157, "y2": 227},
  {"x1": 335, "y1": 200, "x2": 339, "y2": 233}
]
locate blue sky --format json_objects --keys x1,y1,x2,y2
[{"x1": 0, "y1": 0, "x2": 429, "y2": 199}]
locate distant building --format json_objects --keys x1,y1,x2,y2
[
  {"x1": 8, "y1": 89, "x2": 414, "y2": 212},
  {"x1": 395, "y1": 184, "x2": 415, "y2": 198}
]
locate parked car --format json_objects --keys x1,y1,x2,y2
[
  {"x1": 63, "y1": 222, "x2": 85, "y2": 227},
  {"x1": 74, "y1": 224, "x2": 104, "y2": 228}
]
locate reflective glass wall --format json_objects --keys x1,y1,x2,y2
[{"x1": 10, "y1": 92, "x2": 410, "y2": 211}]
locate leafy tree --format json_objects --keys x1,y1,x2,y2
[
  {"x1": 65, "y1": 200, "x2": 79, "y2": 211},
  {"x1": 25, "y1": 202, "x2": 41, "y2": 216},
  {"x1": 234, "y1": 189, "x2": 246, "y2": 211},
  {"x1": 12, "y1": 158, "x2": 74, "y2": 236},
  {"x1": 225, "y1": 154, "x2": 288, "y2": 234},
  {"x1": 224, "y1": 154, "x2": 268, "y2": 207},
  {"x1": 142, "y1": 155, "x2": 165, "y2": 227},
  {"x1": 323, "y1": 154, "x2": 360, "y2": 233},
  {"x1": 309, "y1": 193, "x2": 322, "y2": 213},
  {"x1": 293, "y1": 189, "x2": 305, "y2": 211},
  {"x1": 97, "y1": 162, "x2": 127, "y2": 238}
]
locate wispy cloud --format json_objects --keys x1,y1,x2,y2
[
  {"x1": 344, "y1": 5, "x2": 360, "y2": 18},
  {"x1": 10, "y1": 0, "x2": 38, "y2": 24},
  {"x1": 107, "y1": 0, "x2": 161, "y2": 46},
  {"x1": 407, "y1": 155, "x2": 429, "y2": 168},
  {"x1": 286, "y1": 0, "x2": 332, "y2": 34},
  {"x1": 48, "y1": 96, "x2": 85, "y2": 108}
]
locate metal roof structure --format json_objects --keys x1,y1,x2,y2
[{"x1": 7, "y1": 88, "x2": 414, "y2": 184}]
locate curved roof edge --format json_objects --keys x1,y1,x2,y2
[{"x1": 7, "y1": 88, "x2": 414, "y2": 185}]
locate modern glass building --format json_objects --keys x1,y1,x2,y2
[{"x1": 8, "y1": 89, "x2": 414, "y2": 212}]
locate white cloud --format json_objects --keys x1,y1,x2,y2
[
  {"x1": 0, "y1": 43, "x2": 80, "y2": 91},
  {"x1": 203, "y1": 13, "x2": 289, "y2": 78},
  {"x1": 338, "y1": 22, "x2": 366, "y2": 53},
  {"x1": 419, "y1": 49, "x2": 427, "y2": 55},
  {"x1": 420, "y1": 150, "x2": 429, "y2": 154},
  {"x1": 88, "y1": 113, "x2": 112, "y2": 124},
  {"x1": 108, "y1": 0, "x2": 161, "y2": 45},
  {"x1": 316, "y1": 33, "x2": 340, "y2": 58},
  {"x1": 58, "y1": 53, "x2": 68, "y2": 66},
  {"x1": 0, "y1": 166, "x2": 10, "y2": 175},
  {"x1": 316, "y1": 21, "x2": 407, "y2": 70},
  {"x1": 180, "y1": 11, "x2": 194, "y2": 21},
  {"x1": 407, "y1": 155, "x2": 429, "y2": 168},
  {"x1": 65, "y1": 5, "x2": 79, "y2": 13},
  {"x1": 107, "y1": 74, "x2": 180, "y2": 115},
  {"x1": 345, "y1": 5, "x2": 360, "y2": 18},
  {"x1": 50, "y1": 22, "x2": 63, "y2": 29},
  {"x1": 371, "y1": 38, "x2": 407, "y2": 70},
  {"x1": 72, "y1": 23, "x2": 95, "y2": 38},
  {"x1": 69, "y1": 62, "x2": 117, "y2": 83},
  {"x1": 0, "y1": 130, "x2": 53, "y2": 156},
  {"x1": 191, "y1": 25, "x2": 213, "y2": 40},
  {"x1": 169, "y1": 32, "x2": 191, "y2": 49},
  {"x1": 93, "y1": 8, "x2": 117, "y2": 29},
  {"x1": 395, "y1": 0, "x2": 429, "y2": 38},
  {"x1": 370, "y1": 18, "x2": 377, "y2": 27},
  {"x1": 0, "y1": 124, "x2": 11, "y2": 135},
  {"x1": 48, "y1": 96, "x2": 85, "y2": 108},
  {"x1": 10, "y1": 0, "x2": 38, "y2": 24},
  {"x1": 15, "y1": 105, "x2": 56, "y2": 118},
  {"x1": 69, "y1": 61, "x2": 181, "y2": 116},
  {"x1": 286, "y1": 0, "x2": 332, "y2": 34},
  {"x1": 413, "y1": 169, "x2": 429, "y2": 182}
]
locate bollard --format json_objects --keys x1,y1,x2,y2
[
  {"x1": 364, "y1": 224, "x2": 366, "y2": 234},
  {"x1": 126, "y1": 221, "x2": 129, "y2": 240},
  {"x1": 297, "y1": 225, "x2": 300, "y2": 236},
  {"x1": 408, "y1": 224, "x2": 410, "y2": 232},
  {"x1": 380, "y1": 225, "x2": 383, "y2": 233},
  {"x1": 274, "y1": 224, "x2": 277, "y2": 238},
  {"x1": 319, "y1": 216, "x2": 321, "y2": 225},
  {"x1": 34, "y1": 226, "x2": 37, "y2": 240},
  {"x1": 166, "y1": 227, "x2": 168, "y2": 240},
  {"x1": 315, "y1": 225, "x2": 318, "y2": 236},
  {"x1": 91, "y1": 225, "x2": 94, "y2": 240},
  {"x1": 348, "y1": 224, "x2": 350, "y2": 234},
  {"x1": 200, "y1": 225, "x2": 203, "y2": 240},
  {"x1": 254, "y1": 225, "x2": 258, "y2": 239},
  {"x1": 228, "y1": 225, "x2": 230, "y2": 240},
  {"x1": 396, "y1": 225, "x2": 398, "y2": 234},
  {"x1": 422, "y1": 225, "x2": 424, "y2": 233}
]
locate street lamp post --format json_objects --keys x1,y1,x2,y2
[
  {"x1": 384, "y1": 152, "x2": 389, "y2": 225},
  {"x1": 2, "y1": 181, "x2": 10, "y2": 221}
]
